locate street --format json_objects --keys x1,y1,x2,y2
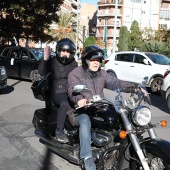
[{"x1": 0, "y1": 78, "x2": 170, "y2": 170}]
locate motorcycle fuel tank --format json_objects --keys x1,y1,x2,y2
[{"x1": 89, "y1": 106, "x2": 120, "y2": 131}]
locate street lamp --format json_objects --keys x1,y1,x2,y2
[
  {"x1": 112, "y1": 0, "x2": 118, "y2": 53},
  {"x1": 103, "y1": 24, "x2": 108, "y2": 59}
]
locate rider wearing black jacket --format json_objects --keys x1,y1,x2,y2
[{"x1": 38, "y1": 38, "x2": 77, "y2": 143}]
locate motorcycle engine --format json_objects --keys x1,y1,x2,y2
[{"x1": 91, "y1": 130, "x2": 112, "y2": 147}]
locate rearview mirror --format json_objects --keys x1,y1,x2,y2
[
  {"x1": 72, "y1": 85, "x2": 87, "y2": 93},
  {"x1": 143, "y1": 59, "x2": 149, "y2": 65}
]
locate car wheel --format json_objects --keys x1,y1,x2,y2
[
  {"x1": 167, "y1": 94, "x2": 170, "y2": 113},
  {"x1": 151, "y1": 77, "x2": 163, "y2": 93},
  {"x1": 107, "y1": 71, "x2": 117, "y2": 78},
  {"x1": 30, "y1": 70, "x2": 40, "y2": 82}
]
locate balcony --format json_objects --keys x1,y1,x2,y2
[
  {"x1": 96, "y1": 23, "x2": 122, "y2": 27},
  {"x1": 71, "y1": 8, "x2": 78, "y2": 14},
  {"x1": 71, "y1": 0, "x2": 79, "y2": 7},
  {"x1": 96, "y1": 34, "x2": 119, "y2": 38},
  {"x1": 98, "y1": 0, "x2": 123, "y2": 7},
  {"x1": 97, "y1": 11, "x2": 122, "y2": 17}
]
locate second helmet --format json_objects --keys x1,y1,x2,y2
[{"x1": 56, "y1": 38, "x2": 76, "y2": 64}]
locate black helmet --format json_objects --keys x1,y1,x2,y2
[
  {"x1": 56, "y1": 38, "x2": 76, "y2": 64},
  {"x1": 82, "y1": 45, "x2": 104, "y2": 69}
]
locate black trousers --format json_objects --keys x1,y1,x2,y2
[{"x1": 51, "y1": 93, "x2": 69, "y2": 130}]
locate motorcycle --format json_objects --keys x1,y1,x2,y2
[{"x1": 31, "y1": 78, "x2": 170, "y2": 170}]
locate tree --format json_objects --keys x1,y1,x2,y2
[
  {"x1": 48, "y1": 11, "x2": 76, "y2": 43},
  {"x1": 142, "y1": 27, "x2": 156, "y2": 41},
  {"x1": 155, "y1": 28, "x2": 169, "y2": 42},
  {"x1": 83, "y1": 36, "x2": 97, "y2": 49},
  {"x1": 128, "y1": 20, "x2": 142, "y2": 51},
  {"x1": 0, "y1": 0, "x2": 63, "y2": 43},
  {"x1": 118, "y1": 26, "x2": 129, "y2": 51},
  {"x1": 140, "y1": 40, "x2": 170, "y2": 57}
]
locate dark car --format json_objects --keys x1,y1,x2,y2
[
  {"x1": 0, "y1": 46, "x2": 44, "y2": 81},
  {"x1": 0, "y1": 66, "x2": 7, "y2": 91}
]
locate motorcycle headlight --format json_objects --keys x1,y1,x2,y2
[
  {"x1": 0, "y1": 67, "x2": 6, "y2": 75},
  {"x1": 132, "y1": 106, "x2": 151, "y2": 126}
]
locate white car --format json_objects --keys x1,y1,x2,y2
[
  {"x1": 104, "y1": 51, "x2": 170, "y2": 93},
  {"x1": 161, "y1": 70, "x2": 170, "y2": 112}
]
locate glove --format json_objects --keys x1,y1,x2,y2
[{"x1": 140, "y1": 87, "x2": 151, "y2": 105}]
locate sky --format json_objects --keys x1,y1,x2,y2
[{"x1": 81, "y1": 0, "x2": 97, "y2": 4}]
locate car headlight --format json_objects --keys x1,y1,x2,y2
[
  {"x1": 132, "y1": 106, "x2": 151, "y2": 126},
  {"x1": 0, "y1": 67, "x2": 6, "y2": 75}
]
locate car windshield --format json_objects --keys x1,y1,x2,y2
[
  {"x1": 31, "y1": 49, "x2": 44, "y2": 60},
  {"x1": 145, "y1": 53, "x2": 170, "y2": 65}
]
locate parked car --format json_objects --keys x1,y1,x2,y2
[
  {"x1": 104, "y1": 51, "x2": 170, "y2": 93},
  {"x1": 161, "y1": 70, "x2": 170, "y2": 112},
  {"x1": 0, "y1": 46, "x2": 44, "y2": 82},
  {"x1": 0, "y1": 66, "x2": 7, "y2": 91}
]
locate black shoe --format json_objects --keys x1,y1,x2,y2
[{"x1": 55, "y1": 129, "x2": 68, "y2": 143}]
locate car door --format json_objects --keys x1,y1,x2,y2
[
  {"x1": 132, "y1": 54, "x2": 150, "y2": 83},
  {"x1": 114, "y1": 53, "x2": 136, "y2": 82},
  {"x1": 20, "y1": 49, "x2": 38, "y2": 79},
  {"x1": 0, "y1": 49, "x2": 10, "y2": 74},
  {"x1": 7, "y1": 49, "x2": 20, "y2": 77}
]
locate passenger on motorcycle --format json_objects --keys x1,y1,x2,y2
[
  {"x1": 67, "y1": 45, "x2": 147, "y2": 170},
  {"x1": 38, "y1": 38, "x2": 77, "y2": 143}
]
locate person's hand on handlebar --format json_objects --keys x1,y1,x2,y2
[
  {"x1": 135, "y1": 87, "x2": 151, "y2": 105},
  {"x1": 77, "y1": 99, "x2": 88, "y2": 107}
]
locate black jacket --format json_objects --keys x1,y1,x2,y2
[{"x1": 38, "y1": 56, "x2": 77, "y2": 94}]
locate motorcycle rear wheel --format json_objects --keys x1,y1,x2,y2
[{"x1": 130, "y1": 150, "x2": 170, "y2": 170}]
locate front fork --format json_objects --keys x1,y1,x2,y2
[{"x1": 120, "y1": 109, "x2": 150, "y2": 170}]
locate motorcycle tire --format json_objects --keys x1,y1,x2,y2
[{"x1": 130, "y1": 149, "x2": 170, "y2": 170}]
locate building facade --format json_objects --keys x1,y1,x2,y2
[
  {"x1": 96, "y1": 0, "x2": 170, "y2": 54},
  {"x1": 79, "y1": 3, "x2": 97, "y2": 50}
]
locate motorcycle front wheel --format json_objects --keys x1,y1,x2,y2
[{"x1": 130, "y1": 150, "x2": 170, "y2": 170}]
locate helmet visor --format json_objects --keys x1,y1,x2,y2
[{"x1": 90, "y1": 52, "x2": 104, "y2": 60}]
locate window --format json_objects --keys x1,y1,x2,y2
[
  {"x1": 105, "y1": 18, "x2": 108, "y2": 25},
  {"x1": 21, "y1": 50, "x2": 29, "y2": 60},
  {"x1": 116, "y1": 54, "x2": 133, "y2": 62},
  {"x1": 134, "y1": 54, "x2": 145, "y2": 64},
  {"x1": 10, "y1": 50, "x2": 19, "y2": 59},
  {"x1": 159, "y1": 24, "x2": 167, "y2": 29},
  {"x1": 1, "y1": 49, "x2": 10, "y2": 57},
  {"x1": 160, "y1": 10, "x2": 170, "y2": 19},
  {"x1": 131, "y1": 0, "x2": 141, "y2": 3}
]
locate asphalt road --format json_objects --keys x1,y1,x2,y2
[{"x1": 0, "y1": 78, "x2": 170, "y2": 170}]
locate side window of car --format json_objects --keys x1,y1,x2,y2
[
  {"x1": 116, "y1": 54, "x2": 133, "y2": 62},
  {"x1": 10, "y1": 50, "x2": 19, "y2": 59},
  {"x1": 134, "y1": 54, "x2": 145, "y2": 64},
  {"x1": 1, "y1": 49, "x2": 10, "y2": 57},
  {"x1": 30, "y1": 53, "x2": 36, "y2": 61},
  {"x1": 21, "y1": 50, "x2": 29, "y2": 60}
]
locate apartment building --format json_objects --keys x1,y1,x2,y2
[
  {"x1": 96, "y1": 0, "x2": 170, "y2": 54},
  {"x1": 79, "y1": 3, "x2": 97, "y2": 50}
]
